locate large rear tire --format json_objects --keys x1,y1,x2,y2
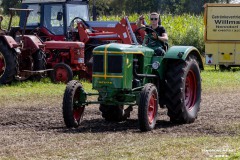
[
  {"x1": 63, "y1": 80, "x2": 85, "y2": 128},
  {"x1": 0, "y1": 41, "x2": 17, "y2": 84},
  {"x1": 165, "y1": 57, "x2": 201, "y2": 123},
  {"x1": 138, "y1": 83, "x2": 158, "y2": 131}
]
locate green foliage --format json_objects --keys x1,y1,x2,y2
[
  {"x1": 100, "y1": 13, "x2": 204, "y2": 53},
  {"x1": 162, "y1": 14, "x2": 204, "y2": 53},
  {"x1": 88, "y1": 0, "x2": 234, "y2": 16},
  {"x1": 0, "y1": 15, "x2": 19, "y2": 29},
  {"x1": 0, "y1": 0, "x2": 235, "y2": 15},
  {"x1": 1, "y1": 0, "x2": 20, "y2": 14},
  {"x1": 89, "y1": 0, "x2": 114, "y2": 16},
  {"x1": 228, "y1": 152, "x2": 240, "y2": 160}
]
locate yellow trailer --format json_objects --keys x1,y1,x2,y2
[{"x1": 204, "y1": 3, "x2": 240, "y2": 70}]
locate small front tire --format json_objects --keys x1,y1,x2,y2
[
  {"x1": 138, "y1": 83, "x2": 158, "y2": 131},
  {"x1": 50, "y1": 63, "x2": 73, "y2": 83},
  {"x1": 63, "y1": 80, "x2": 85, "y2": 128}
]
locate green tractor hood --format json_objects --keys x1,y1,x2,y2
[{"x1": 92, "y1": 43, "x2": 154, "y2": 91}]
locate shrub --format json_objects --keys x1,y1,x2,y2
[{"x1": 100, "y1": 14, "x2": 204, "y2": 53}]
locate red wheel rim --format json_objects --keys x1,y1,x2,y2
[
  {"x1": 73, "y1": 87, "x2": 84, "y2": 124},
  {"x1": 185, "y1": 70, "x2": 197, "y2": 110},
  {"x1": 73, "y1": 107, "x2": 84, "y2": 123},
  {"x1": 148, "y1": 94, "x2": 157, "y2": 124},
  {"x1": 55, "y1": 66, "x2": 68, "y2": 83},
  {"x1": 0, "y1": 52, "x2": 5, "y2": 77}
]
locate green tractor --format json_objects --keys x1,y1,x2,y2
[{"x1": 62, "y1": 27, "x2": 204, "y2": 131}]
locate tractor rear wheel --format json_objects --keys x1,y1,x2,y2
[
  {"x1": 50, "y1": 63, "x2": 73, "y2": 83},
  {"x1": 99, "y1": 104, "x2": 126, "y2": 122},
  {"x1": 138, "y1": 83, "x2": 158, "y2": 131},
  {"x1": 0, "y1": 41, "x2": 17, "y2": 84},
  {"x1": 31, "y1": 50, "x2": 46, "y2": 81},
  {"x1": 165, "y1": 57, "x2": 201, "y2": 123},
  {"x1": 63, "y1": 80, "x2": 85, "y2": 128}
]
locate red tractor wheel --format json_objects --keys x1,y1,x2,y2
[
  {"x1": 0, "y1": 41, "x2": 17, "y2": 84},
  {"x1": 138, "y1": 83, "x2": 158, "y2": 131},
  {"x1": 63, "y1": 80, "x2": 85, "y2": 128},
  {"x1": 0, "y1": 52, "x2": 5, "y2": 77},
  {"x1": 50, "y1": 63, "x2": 73, "y2": 83},
  {"x1": 185, "y1": 70, "x2": 197, "y2": 110},
  {"x1": 165, "y1": 57, "x2": 201, "y2": 123}
]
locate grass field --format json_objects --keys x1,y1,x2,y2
[{"x1": 1, "y1": 66, "x2": 240, "y2": 99}]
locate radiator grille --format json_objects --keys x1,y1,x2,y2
[
  {"x1": 93, "y1": 55, "x2": 104, "y2": 72},
  {"x1": 108, "y1": 55, "x2": 122, "y2": 73}
]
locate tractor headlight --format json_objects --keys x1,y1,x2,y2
[{"x1": 152, "y1": 61, "x2": 160, "y2": 70}]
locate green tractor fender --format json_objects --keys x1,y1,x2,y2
[{"x1": 163, "y1": 46, "x2": 204, "y2": 70}]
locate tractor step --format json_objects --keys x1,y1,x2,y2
[
  {"x1": 15, "y1": 69, "x2": 53, "y2": 81},
  {"x1": 22, "y1": 69, "x2": 53, "y2": 74}
]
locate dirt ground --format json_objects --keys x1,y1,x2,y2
[{"x1": 0, "y1": 90, "x2": 240, "y2": 159}]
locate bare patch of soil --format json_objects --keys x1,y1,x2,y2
[
  {"x1": 0, "y1": 90, "x2": 240, "y2": 158},
  {"x1": 1, "y1": 91, "x2": 240, "y2": 135}
]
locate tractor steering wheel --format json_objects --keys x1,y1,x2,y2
[
  {"x1": 135, "y1": 26, "x2": 159, "y2": 46},
  {"x1": 69, "y1": 17, "x2": 93, "y2": 32}
]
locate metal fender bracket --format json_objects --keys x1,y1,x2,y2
[{"x1": 22, "y1": 69, "x2": 53, "y2": 75}]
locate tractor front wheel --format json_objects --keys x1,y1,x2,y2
[
  {"x1": 165, "y1": 57, "x2": 201, "y2": 123},
  {"x1": 63, "y1": 80, "x2": 85, "y2": 128},
  {"x1": 0, "y1": 41, "x2": 17, "y2": 84},
  {"x1": 138, "y1": 83, "x2": 158, "y2": 131},
  {"x1": 50, "y1": 63, "x2": 73, "y2": 83}
]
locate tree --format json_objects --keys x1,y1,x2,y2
[
  {"x1": 89, "y1": 0, "x2": 113, "y2": 16},
  {"x1": 1, "y1": 0, "x2": 237, "y2": 16},
  {"x1": 1, "y1": 0, "x2": 20, "y2": 14}
]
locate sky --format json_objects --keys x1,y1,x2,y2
[{"x1": 231, "y1": 0, "x2": 240, "y2": 3}]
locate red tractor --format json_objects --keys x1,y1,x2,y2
[
  {"x1": 0, "y1": 8, "x2": 47, "y2": 84},
  {"x1": 19, "y1": 0, "x2": 143, "y2": 82}
]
